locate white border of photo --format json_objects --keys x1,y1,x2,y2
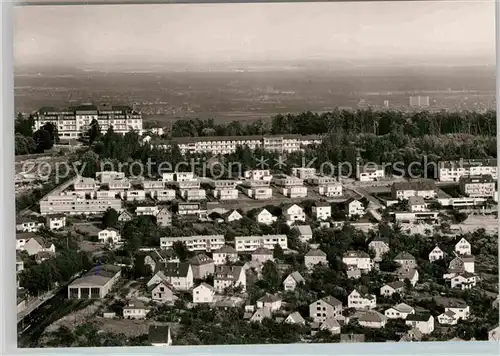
[{"x1": 1, "y1": 0, "x2": 499, "y2": 355}]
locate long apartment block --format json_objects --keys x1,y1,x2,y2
[
  {"x1": 33, "y1": 104, "x2": 143, "y2": 140},
  {"x1": 160, "y1": 235, "x2": 225, "y2": 252},
  {"x1": 234, "y1": 235, "x2": 288, "y2": 252},
  {"x1": 40, "y1": 194, "x2": 122, "y2": 215},
  {"x1": 153, "y1": 135, "x2": 322, "y2": 155},
  {"x1": 438, "y1": 159, "x2": 497, "y2": 182}
]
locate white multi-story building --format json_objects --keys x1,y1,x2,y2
[
  {"x1": 312, "y1": 202, "x2": 331, "y2": 221},
  {"x1": 180, "y1": 189, "x2": 206, "y2": 201},
  {"x1": 429, "y1": 246, "x2": 444, "y2": 262},
  {"x1": 356, "y1": 165, "x2": 385, "y2": 182},
  {"x1": 454, "y1": 238, "x2": 471, "y2": 256},
  {"x1": 160, "y1": 235, "x2": 225, "y2": 252},
  {"x1": 136, "y1": 206, "x2": 159, "y2": 216},
  {"x1": 283, "y1": 204, "x2": 306, "y2": 225},
  {"x1": 33, "y1": 104, "x2": 143, "y2": 140},
  {"x1": 348, "y1": 289, "x2": 376, "y2": 310},
  {"x1": 273, "y1": 175, "x2": 307, "y2": 198},
  {"x1": 344, "y1": 198, "x2": 365, "y2": 218},
  {"x1": 408, "y1": 196, "x2": 428, "y2": 212},
  {"x1": 459, "y1": 175, "x2": 495, "y2": 198},
  {"x1": 124, "y1": 190, "x2": 146, "y2": 201},
  {"x1": 74, "y1": 177, "x2": 98, "y2": 191},
  {"x1": 244, "y1": 170, "x2": 272, "y2": 181},
  {"x1": 211, "y1": 180, "x2": 239, "y2": 200},
  {"x1": 342, "y1": 251, "x2": 373, "y2": 272},
  {"x1": 234, "y1": 235, "x2": 288, "y2": 252},
  {"x1": 291, "y1": 167, "x2": 317, "y2": 180},
  {"x1": 40, "y1": 195, "x2": 122, "y2": 215},
  {"x1": 96, "y1": 171, "x2": 126, "y2": 184},
  {"x1": 107, "y1": 178, "x2": 131, "y2": 191},
  {"x1": 142, "y1": 180, "x2": 165, "y2": 190},
  {"x1": 150, "y1": 189, "x2": 176, "y2": 201},
  {"x1": 241, "y1": 180, "x2": 273, "y2": 200},
  {"x1": 256, "y1": 209, "x2": 277, "y2": 225},
  {"x1": 391, "y1": 181, "x2": 437, "y2": 200},
  {"x1": 318, "y1": 183, "x2": 343, "y2": 197},
  {"x1": 438, "y1": 159, "x2": 497, "y2": 182}
]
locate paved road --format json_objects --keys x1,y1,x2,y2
[{"x1": 17, "y1": 291, "x2": 55, "y2": 323}]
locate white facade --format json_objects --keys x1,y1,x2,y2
[
  {"x1": 213, "y1": 188, "x2": 239, "y2": 200},
  {"x1": 284, "y1": 204, "x2": 306, "y2": 225},
  {"x1": 244, "y1": 187, "x2": 273, "y2": 200},
  {"x1": 193, "y1": 283, "x2": 215, "y2": 304},
  {"x1": 291, "y1": 167, "x2": 317, "y2": 179},
  {"x1": 160, "y1": 235, "x2": 225, "y2": 252},
  {"x1": 150, "y1": 189, "x2": 176, "y2": 201},
  {"x1": 385, "y1": 303, "x2": 415, "y2": 320},
  {"x1": 212, "y1": 246, "x2": 238, "y2": 265},
  {"x1": 256, "y1": 209, "x2": 277, "y2": 225},
  {"x1": 40, "y1": 195, "x2": 122, "y2": 215},
  {"x1": 136, "y1": 206, "x2": 160, "y2": 216},
  {"x1": 312, "y1": 203, "x2": 331, "y2": 220},
  {"x1": 459, "y1": 175, "x2": 495, "y2": 197},
  {"x1": 244, "y1": 170, "x2": 272, "y2": 181},
  {"x1": 98, "y1": 228, "x2": 121, "y2": 244},
  {"x1": 347, "y1": 290, "x2": 376, "y2": 310},
  {"x1": 318, "y1": 183, "x2": 343, "y2": 197},
  {"x1": 125, "y1": 190, "x2": 146, "y2": 201},
  {"x1": 346, "y1": 199, "x2": 365, "y2": 218},
  {"x1": 226, "y1": 210, "x2": 243, "y2": 222},
  {"x1": 357, "y1": 166, "x2": 385, "y2": 182},
  {"x1": 46, "y1": 215, "x2": 66, "y2": 230},
  {"x1": 405, "y1": 315, "x2": 434, "y2": 335},
  {"x1": 455, "y1": 238, "x2": 471, "y2": 255},
  {"x1": 438, "y1": 159, "x2": 497, "y2": 182},
  {"x1": 342, "y1": 251, "x2": 373, "y2": 272},
  {"x1": 429, "y1": 246, "x2": 444, "y2": 262},
  {"x1": 180, "y1": 189, "x2": 206, "y2": 201},
  {"x1": 234, "y1": 235, "x2": 288, "y2": 252},
  {"x1": 281, "y1": 186, "x2": 308, "y2": 198}
]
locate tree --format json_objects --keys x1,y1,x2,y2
[
  {"x1": 172, "y1": 241, "x2": 190, "y2": 262},
  {"x1": 260, "y1": 261, "x2": 281, "y2": 292},
  {"x1": 102, "y1": 208, "x2": 119, "y2": 228},
  {"x1": 87, "y1": 119, "x2": 101, "y2": 145},
  {"x1": 273, "y1": 243, "x2": 284, "y2": 260},
  {"x1": 132, "y1": 254, "x2": 152, "y2": 279},
  {"x1": 41, "y1": 122, "x2": 59, "y2": 144},
  {"x1": 33, "y1": 129, "x2": 53, "y2": 152},
  {"x1": 15, "y1": 113, "x2": 35, "y2": 137}
]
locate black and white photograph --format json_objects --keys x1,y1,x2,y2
[{"x1": 12, "y1": 0, "x2": 499, "y2": 349}]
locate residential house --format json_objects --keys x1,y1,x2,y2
[
  {"x1": 459, "y1": 174, "x2": 495, "y2": 198},
  {"x1": 22, "y1": 235, "x2": 56, "y2": 256},
  {"x1": 312, "y1": 202, "x2": 332, "y2": 221},
  {"x1": 320, "y1": 318, "x2": 342, "y2": 334},
  {"x1": 189, "y1": 254, "x2": 215, "y2": 280},
  {"x1": 151, "y1": 282, "x2": 177, "y2": 304},
  {"x1": 358, "y1": 311, "x2": 388, "y2": 329},
  {"x1": 148, "y1": 325, "x2": 172, "y2": 347},
  {"x1": 256, "y1": 294, "x2": 282, "y2": 312},
  {"x1": 304, "y1": 248, "x2": 328, "y2": 269},
  {"x1": 450, "y1": 272, "x2": 477, "y2": 290},
  {"x1": 397, "y1": 267, "x2": 419, "y2": 287},
  {"x1": 454, "y1": 238, "x2": 472, "y2": 256},
  {"x1": 342, "y1": 251, "x2": 373, "y2": 272},
  {"x1": 309, "y1": 296, "x2": 343, "y2": 323},
  {"x1": 447, "y1": 255, "x2": 475, "y2": 275},
  {"x1": 283, "y1": 271, "x2": 305, "y2": 291},
  {"x1": 357, "y1": 164, "x2": 385, "y2": 182},
  {"x1": 283, "y1": 204, "x2": 306, "y2": 225},
  {"x1": 256, "y1": 208, "x2": 277, "y2": 225},
  {"x1": 385, "y1": 303, "x2": 415, "y2": 320},
  {"x1": 98, "y1": 228, "x2": 121, "y2": 245},
  {"x1": 429, "y1": 246, "x2": 444, "y2": 262},
  {"x1": 284, "y1": 311, "x2": 305, "y2": 325},
  {"x1": 348, "y1": 289, "x2": 376, "y2": 310},
  {"x1": 162, "y1": 263, "x2": 194, "y2": 291},
  {"x1": 136, "y1": 205, "x2": 160, "y2": 216},
  {"x1": 16, "y1": 217, "x2": 43, "y2": 232},
  {"x1": 235, "y1": 235, "x2": 287, "y2": 252},
  {"x1": 160, "y1": 235, "x2": 225, "y2": 252},
  {"x1": 45, "y1": 214, "x2": 66, "y2": 230},
  {"x1": 123, "y1": 299, "x2": 151, "y2": 320},
  {"x1": 213, "y1": 245, "x2": 238, "y2": 265},
  {"x1": 144, "y1": 249, "x2": 178, "y2": 273},
  {"x1": 118, "y1": 210, "x2": 133, "y2": 222},
  {"x1": 380, "y1": 281, "x2": 405, "y2": 297},
  {"x1": 16, "y1": 232, "x2": 37, "y2": 250},
  {"x1": 391, "y1": 181, "x2": 437, "y2": 200},
  {"x1": 213, "y1": 265, "x2": 246, "y2": 292},
  {"x1": 408, "y1": 196, "x2": 428, "y2": 212},
  {"x1": 294, "y1": 225, "x2": 313, "y2": 242},
  {"x1": 405, "y1": 314, "x2": 434, "y2": 334},
  {"x1": 368, "y1": 236, "x2": 390, "y2": 262},
  {"x1": 156, "y1": 207, "x2": 172, "y2": 227},
  {"x1": 226, "y1": 210, "x2": 243, "y2": 223},
  {"x1": 193, "y1": 283, "x2": 216, "y2": 304},
  {"x1": 344, "y1": 198, "x2": 365, "y2": 218},
  {"x1": 399, "y1": 328, "x2": 423, "y2": 342},
  {"x1": 252, "y1": 247, "x2": 274, "y2": 264},
  {"x1": 249, "y1": 307, "x2": 272, "y2": 323},
  {"x1": 67, "y1": 265, "x2": 122, "y2": 299},
  {"x1": 394, "y1": 252, "x2": 417, "y2": 269}
]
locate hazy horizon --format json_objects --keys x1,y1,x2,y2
[{"x1": 14, "y1": 1, "x2": 496, "y2": 69}]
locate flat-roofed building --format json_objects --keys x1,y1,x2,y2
[
  {"x1": 357, "y1": 165, "x2": 385, "y2": 182},
  {"x1": 244, "y1": 169, "x2": 272, "y2": 181},
  {"x1": 241, "y1": 180, "x2": 273, "y2": 200},
  {"x1": 391, "y1": 181, "x2": 437, "y2": 200},
  {"x1": 211, "y1": 180, "x2": 239, "y2": 200},
  {"x1": 180, "y1": 189, "x2": 206, "y2": 201},
  {"x1": 438, "y1": 159, "x2": 497, "y2": 182},
  {"x1": 150, "y1": 189, "x2": 176, "y2": 201},
  {"x1": 136, "y1": 205, "x2": 159, "y2": 216},
  {"x1": 459, "y1": 175, "x2": 495, "y2": 198},
  {"x1": 234, "y1": 235, "x2": 288, "y2": 252},
  {"x1": 74, "y1": 177, "x2": 98, "y2": 191},
  {"x1": 291, "y1": 167, "x2": 317, "y2": 180},
  {"x1": 40, "y1": 195, "x2": 122, "y2": 215},
  {"x1": 96, "y1": 171, "x2": 125, "y2": 184},
  {"x1": 160, "y1": 235, "x2": 225, "y2": 252},
  {"x1": 125, "y1": 190, "x2": 146, "y2": 201},
  {"x1": 318, "y1": 183, "x2": 343, "y2": 197}
]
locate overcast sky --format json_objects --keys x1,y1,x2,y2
[{"x1": 14, "y1": 1, "x2": 495, "y2": 66}]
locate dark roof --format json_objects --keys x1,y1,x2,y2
[
  {"x1": 84, "y1": 264, "x2": 122, "y2": 278},
  {"x1": 215, "y1": 245, "x2": 237, "y2": 254},
  {"x1": 252, "y1": 247, "x2": 272, "y2": 255},
  {"x1": 189, "y1": 253, "x2": 214, "y2": 265},
  {"x1": 16, "y1": 232, "x2": 39, "y2": 240},
  {"x1": 258, "y1": 293, "x2": 282, "y2": 303},
  {"x1": 395, "y1": 252, "x2": 416, "y2": 261},
  {"x1": 459, "y1": 174, "x2": 495, "y2": 184},
  {"x1": 148, "y1": 325, "x2": 171, "y2": 344},
  {"x1": 343, "y1": 250, "x2": 370, "y2": 258},
  {"x1": 359, "y1": 311, "x2": 386, "y2": 323},
  {"x1": 313, "y1": 202, "x2": 331, "y2": 207},
  {"x1": 392, "y1": 180, "x2": 437, "y2": 191},
  {"x1": 305, "y1": 249, "x2": 327, "y2": 257},
  {"x1": 370, "y1": 236, "x2": 389, "y2": 244},
  {"x1": 440, "y1": 159, "x2": 497, "y2": 169},
  {"x1": 164, "y1": 262, "x2": 191, "y2": 278},
  {"x1": 214, "y1": 265, "x2": 242, "y2": 281},
  {"x1": 322, "y1": 296, "x2": 342, "y2": 307},
  {"x1": 386, "y1": 281, "x2": 405, "y2": 290},
  {"x1": 406, "y1": 314, "x2": 432, "y2": 322}
]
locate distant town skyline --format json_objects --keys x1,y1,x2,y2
[{"x1": 14, "y1": 1, "x2": 495, "y2": 67}]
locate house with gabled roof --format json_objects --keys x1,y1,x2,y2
[
  {"x1": 358, "y1": 310, "x2": 387, "y2": 328},
  {"x1": 348, "y1": 289, "x2": 376, "y2": 310},
  {"x1": 394, "y1": 252, "x2": 417, "y2": 269},
  {"x1": 294, "y1": 224, "x2": 313, "y2": 242},
  {"x1": 396, "y1": 267, "x2": 419, "y2": 287},
  {"x1": 380, "y1": 281, "x2": 405, "y2": 297},
  {"x1": 213, "y1": 265, "x2": 246, "y2": 292},
  {"x1": 252, "y1": 247, "x2": 274, "y2": 264},
  {"x1": 123, "y1": 299, "x2": 151, "y2": 320},
  {"x1": 162, "y1": 263, "x2": 194, "y2": 291},
  {"x1": 342, "y1": 250, "x2": 373, "y2": 272},
  {"x1": 312, "y1": 202, "x2": 332, "y2": 221},
  {"x1": 118, "y1": 210, "x2": 133, "y2": 222},
  {"x1": 193, "y1": 282, "x2": 215, "y2": 304},
  {"x1": 405, "y1": 314, "x2": 434, "y2": 334},
  {"x1": 144, "y1": 248, "x2": 179, "y2": 273},
  {"x1": 309, "y1": 296, "x2": 343, "y2": 323},
  {"x1": 320, "y1": 318, "x2": 342, "y2": 334},
  {"x1": 22, "y1": 235, "x2": 56, "y2": 257},
  {"x1": 283, "y1": 271, "x2": 305, "y2": 291},
  {"x1": 249, "y1": 306, "x2": 272, "y2": 323},
  {"x1": 188, "y1": 253, "x2": 215, "y2": 280},
  {"x1": 368, "y1": 236, "x2": 390, "y2": 262},
  {"x1": 446, "y1": 255, "x2": 475, "y2": 277},
  {"x1": 213, "y1": 245, "x2": 238, "y2": 265},
  {"x1": 454, "y1": 237, "x2": 471, "y2": 256},
  {"x1": 156, "y1": 207, "x2": 172, "y2": 227},
  {"x1": 225, "y1": 210, "x2": 243, "y2": 223},
  {"x1": 429, "y1": 246, "x2": 444, "y2": 262},
  {"x1": 450, "y1": 272, "x2": 477, "y2": 290},
  {"x1": 148, "y1": 325, "x2": 172, "y2": 347},
  {"x1": 304, "y1": 248, "x2": 327, "y2": 269},
  {"x1": 283, "y1": 203, "x2": 306, "y2": 225},
  {"x1": 256, "y1": 208, "x2": 277, "y2": 225},
  {"x1": 16, "y1": 216, "x2": 43, "y2": 233},
  {"x1": 98, "y1": 228, "x2": 121, "y2": 245},
  {"x1": 151, "y1": 282, "x2": 177, "y2": 305},
  {"x1": 257, "y1": 293, "x2": 282, "y2": 311},
  {"x1": 284, "y1": 311, "x2": 305, "y2": 325},
  {"x1": 384, "y1": 303, "x2": 415, "y2": 320},
  {"x1": 343, "y1": 198, "x2": 365, "y2": 218}
]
